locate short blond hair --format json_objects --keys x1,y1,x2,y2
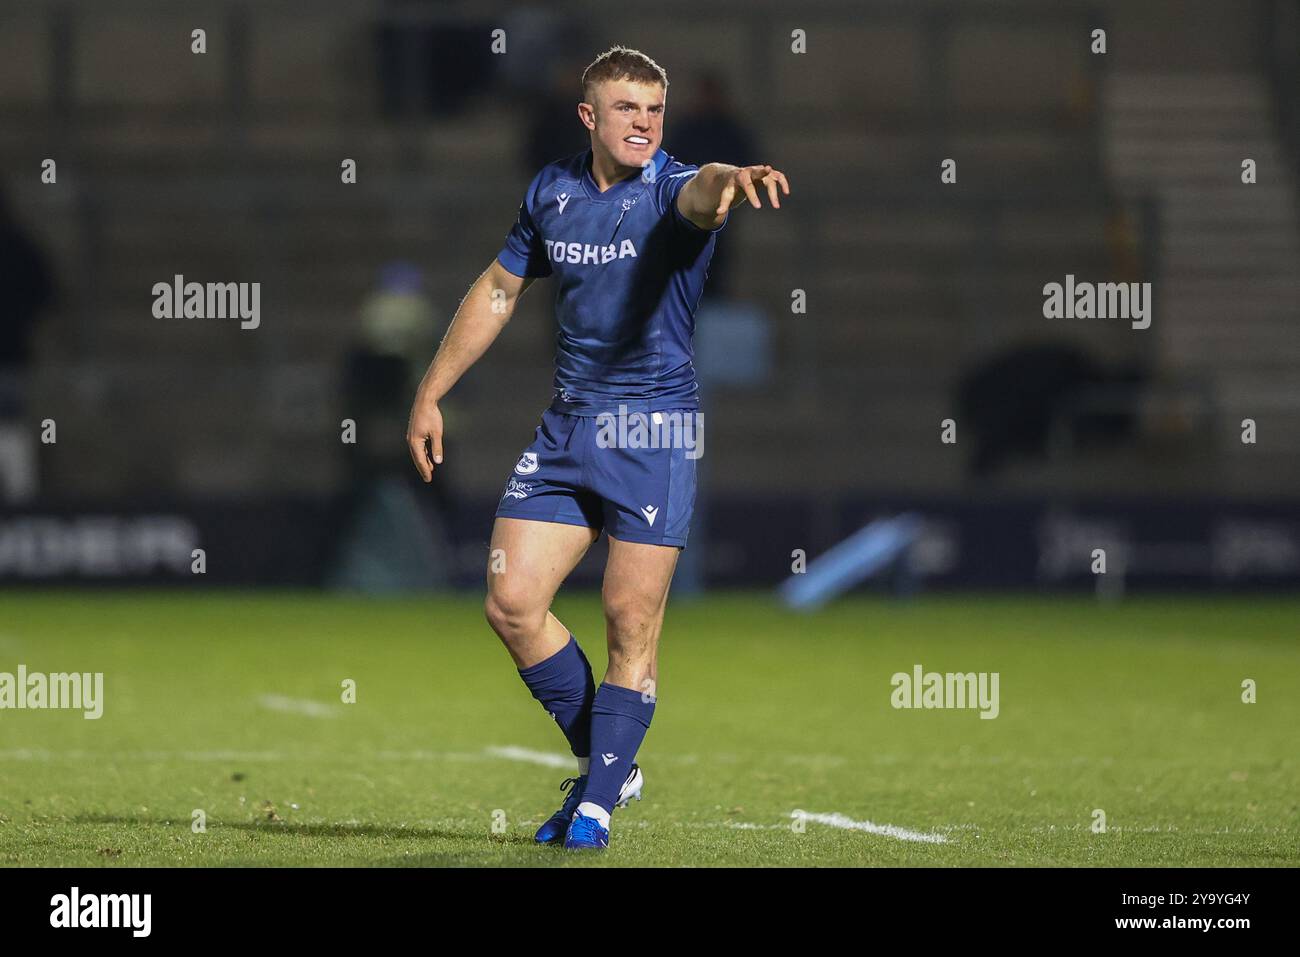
[{"x1": 581, "y1": 46, "x2": 668, "y2": 101}]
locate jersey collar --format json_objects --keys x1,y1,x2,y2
[{"x1": 581, "y1": 147, "x2": 671, "y2": 202}]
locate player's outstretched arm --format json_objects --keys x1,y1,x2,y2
[
  {"x1": 406, "y1": 259, "x2": 534, "y2": 482},
  {"x1": 675, "y1": 163, "x2": 791, "y2": 231}
]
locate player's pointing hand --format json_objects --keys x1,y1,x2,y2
[{"x1": 719, "y1": 164, "x2": 791, "y2": 216}]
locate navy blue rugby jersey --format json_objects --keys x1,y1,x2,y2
[{"x1": 496, "y1": 147, "x2": 727, "y2": 415}]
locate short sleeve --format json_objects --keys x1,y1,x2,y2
[
  {"x1": 657, "y1": 167, "x2": 729, "y2": 235},
  {"x1": 497, "y1": 173, "x2": 553, "y2": 278}
]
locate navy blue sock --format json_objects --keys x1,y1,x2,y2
[
  {"x1": 517, "y1": 635, "x2": 594, "y2": 760},
  {"x1": 582, "y1": 682, "x2": 656, "y2": 814}
]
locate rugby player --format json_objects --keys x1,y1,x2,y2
[{"x1": 406, "y1": 46, "x2": 788, "y2": 850}]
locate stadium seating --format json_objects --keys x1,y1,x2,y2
[{"x1": 1, "y1": 1, "x2": 1295, "y2": 505}]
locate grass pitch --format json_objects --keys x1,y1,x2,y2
[{"x1": 1, "y1": 591, "x2": 1296, "y2": 867}]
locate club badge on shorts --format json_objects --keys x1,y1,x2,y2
[{"x1": 514, "y1": 452, "x2": 539, "y2": 475}]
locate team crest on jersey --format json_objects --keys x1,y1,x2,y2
[
  {"x1": 514, "y1": 452, "x2": 539, "y2": 475},
  {"x1": 502, "y1": 477, "x2": 533, "y2": 500}
]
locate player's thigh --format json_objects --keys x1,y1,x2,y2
[
  {"x1": 486, "y1": 516, "x2": 598, "y2": 620},
  {"x1": 601, "y1": 535, "x2": 679, "y2": 640}
]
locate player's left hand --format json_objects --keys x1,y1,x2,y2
[{"x1": 718, "y1": 164, "x2": 790, "y2": 216}]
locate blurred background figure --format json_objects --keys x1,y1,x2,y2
[
  {"x1": 0, "y1": 186, "x2": 54, "y2": 504},
  {"x1": 374, "y1": 4, "x2": 497, "y2": 119},
  {"x1": 508, "y1": 3, "x2": 593, "y2": 174},
  {"x1": 671, "y1": 70, "x2": 759, "y2": 300},
  {"x1": 955, "y1": 342, "x2": 1149, "y2": 478},
  {"x1": 523, "y1": 55, "x2": 596, "y2": 174},
  {"x1": 352, "y1": 260, "x2": 436, "y2": 409},
  {"x1": 672, "y1": 72, "x2": 766, "y2": 593},
  {"x1": 331, "y1": 262, "x2": 453, "y2": 592}
]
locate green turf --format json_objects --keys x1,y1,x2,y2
[{"x1": 0, "y1": 591, "x2": 1296, "y2": 866}]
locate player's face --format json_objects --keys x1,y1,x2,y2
[{"x1": 584, "y1": 80, "x2": 665, "y2": 171}]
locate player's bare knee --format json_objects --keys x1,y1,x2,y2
[
  {"x1": 603, "y1": 600, "x2": 654, "y2": 645},
  {"x1": 484, "y1": 589, "x2": 541, "y2": 644}
]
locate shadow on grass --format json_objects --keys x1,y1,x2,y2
[
  {"x1": 363, "y1": 846, "x2": 587, "y2": 867},
  {"x1": 68, "y1": 814, "x2": 538, "y2": 847}
]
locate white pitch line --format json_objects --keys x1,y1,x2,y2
[
  {"x1": 255, "y1": 694, "x2": 338, "y2": 719},
  {"x1": 484, "y1": 745, "x2": 573, "y2": 768},
  {"x1": 792, "y1": 810, "x2": 949, "y2": 844}
]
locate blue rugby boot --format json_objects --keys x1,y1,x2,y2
[
  {"x1": 563, "y1": 811, "x2": 610, "y2": 851},
  {"x1": 536, "y1": 764, "x2": 643, "y2": 845},
  {"x1": 534, "y1": 775, "x2": 585, "y2": 845}
]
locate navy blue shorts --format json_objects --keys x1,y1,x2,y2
[{"x1": 494, "y1": 406, "x2": 699, "y2": 548}]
